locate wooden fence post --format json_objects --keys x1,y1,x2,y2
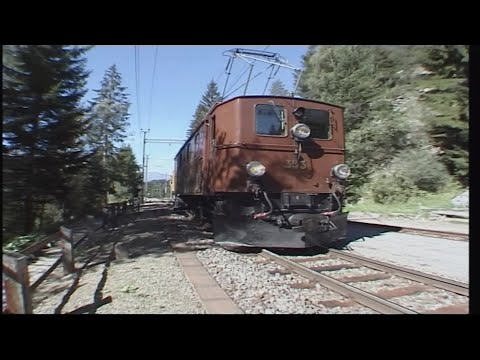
[
  {"x1": 3, "y1": 252, "x2": 33, "y2": 314},
  {"x1": 86, "y1": 215, "x2": 96, "y2": 243},
  {"x1": 60, "y1": 226, "x2": 75, "y2": 274},
  {"x1": 111, "y1": 204, "x2": 119, "y2": 229},
  {"x1": 114, "y1": 243, "x2": 130, "y2": 261}
]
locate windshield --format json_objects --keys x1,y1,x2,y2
[
  {"x1": 255, "y1": 104, "x2": 286, "y2": 136},
  {"x1": 299, "y1": 109, "x2": 331, "y2": 139}
]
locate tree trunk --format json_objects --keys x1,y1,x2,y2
[
  {"x1": 24, "y1": 104, "x2": 40, "y2": 235},
  {"x1": 24, "y1": 193, "x2": 35, "y2": 234},
  {"x1": 103, "y1": 134, "x2": 108, "y2": 206},
  {"x1": 38, "y1": 201, "x2": 46, "y2": 230}
]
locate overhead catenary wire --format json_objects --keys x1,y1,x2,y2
[
  {"x1": 214, "y1": 67, "x2": 225, "y2": 84},
  {"x1": 221, "y1": 45, "x2": 297, "y2": 99},
  {"x1": 223, "y1": 64, "x2": 275, "y2": 99},
  {"x1": 221, "y1": 45, "x2": 270, "y2": 99},
  {"x1": 147, "y1": 45, "x2": 159, "y2": 130},
  {"x1": 262, "y1": 65, "x2": 281, "y2": 95},
  {"x1": 134, "y1": 45, "x2": 142, "y2": 133},
  {"x1": 224, "y1": 64, "x2": 251, "y2": 97}
]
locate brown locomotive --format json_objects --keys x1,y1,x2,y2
[{"x1": 173, "y1": 95, "x2": 350, "y2": 248}]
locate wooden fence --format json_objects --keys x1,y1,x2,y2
[{"x1": 2, "y1": 198, "x2": 140, "y2": 314}]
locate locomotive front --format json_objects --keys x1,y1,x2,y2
[{"x1": 212, "y1": 96, "x2": 350, "y2": 249}]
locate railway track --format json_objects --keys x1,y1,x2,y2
[
  {"x1": 259, "y1": 249, "x2": 469, "y2": 314},
  {"x1": 347, "y1": 220, "x2": 469, "y2": 242}
]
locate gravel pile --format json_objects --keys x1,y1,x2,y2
[{"x1": 196, "y1": 247, "x2": 376, "y2": 314}]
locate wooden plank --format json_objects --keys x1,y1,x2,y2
[{"x1": 21, "y1": 232, "x2": 60, "y2": 256}]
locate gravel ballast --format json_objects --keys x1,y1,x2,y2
[{"x1": 196, "y1": 247, "x2": 377, "y2": 314}]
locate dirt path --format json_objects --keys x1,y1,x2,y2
[{"x1": 32, "y1": 205, "x2": 207, "y2": 314}]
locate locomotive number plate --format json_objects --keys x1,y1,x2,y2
[{"x1": 284, "y1": 160, "x2": 307, "y2": 169}]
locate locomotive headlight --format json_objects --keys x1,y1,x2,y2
[
  {"x1": 332, "y1": 164, "x2": 351, "y2": 179},
  {"x1": 246, "y1": 161, "x2": 266, "y2": 177},
  {"x1": 291, "y1": 123, "x2": 311, "y2": 140}
]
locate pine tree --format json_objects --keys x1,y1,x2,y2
[
  {"x1": 187, "y1": 80, "x2": 221, "y2": 137},
  {"x1": 63, "y1": 155, "x2": 108, "y2": 219},
  {"x1": 295, "y1": 45, "x2": 320, "y2": 97},
  {"x1": 87, "y1": 64, "x2": 131, "y2": 204},
  {"x1": 3, "y1": 45, "x2": 92, "y2": 234},
  {"x1": 422, "y1": 45, "x2": 468, "y2": 78},
  {"x1": 269, "y1": 79, "x2": 289, "y2": 96},
  {"x1": 114, "y1": 145, "x2": 143, "y2": 198},
  {"x1": 419, "y1": 45, "x2": 469, "y2": 184},
  {"x1": 299, "y1": 45, "x2": 399, "y2": 131}
]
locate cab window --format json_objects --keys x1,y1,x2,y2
[
  {"x1": 300, "y1": 109, "x2": 331, "y2": 139},
  {"x1": 255, "y1": 104, "x2": 286, "y2": 136}
]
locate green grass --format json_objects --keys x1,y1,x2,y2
[
  {"x1": 346, "y1": 186, "x2": 464, "y2": 216},
  {"x1": 3, "y1": 219, "x2": 63, "y2": 252},
  {"x1": 3, "y1": 233, "x2": 48, "y2": 252},
  {"x1": 415, "y1": 77, "x2": 462, "y2": 91}
]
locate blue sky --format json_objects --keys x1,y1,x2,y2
[{"x1": 84, "y1": 45, "x2": 308, "y2": 179}]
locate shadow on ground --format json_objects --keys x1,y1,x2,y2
[
  {"x1": 220, "y1": 222, "x2": 397, "y2": 257},
  {"x1": 33, "y1": 205, "x2": 208, "y2": 314},
  {"x1": 124, "y1": 206, "x2": 399, "y2": 257},
  {"x1": 341, "y1": 222, "x2": 402, "y2": 247},
  {"x1": 111, "y1": 204, "x2": 212, "y2": 258},
  {"x1": 32, "y1": 205, "x2": 402, "y2": 313}
]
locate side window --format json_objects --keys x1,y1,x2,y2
[
  {"x1": 212, "y1": 116, "x2": 216, "y2": 138},
  {"x1": 300, "y1": 109, "x2": 331, "y2": 140},
  {"x1": 255, "y1": 104, "x2": 286, "y2": 136},
  {"x1": 194, "y1": 133, "x2": 200, "y2": 154},
  {"x1": 189, "y1": 140, "x2": 194, "y2": 160},
  {"x1": 211, "y1": 115, "x2": 216, "y2": 144},
  {"x1": 199, "y1": 128, "x2": 204, "y2": 151}
]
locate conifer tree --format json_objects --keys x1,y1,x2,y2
[
  {"x1": 3, "y1": 45, "x2": 92, "y2": 233},
  {"x1": 269, "y1": 79, "x2": 289, "y2": 96},
  {"x1": 87, "y1": 64, "x2": 131, "y2": 204},
  {"x1": 187, "y1": 80, "x2": 221, "y2": 137}
]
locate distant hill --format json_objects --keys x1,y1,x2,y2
[{"x1": 147, "y1": 172, "x2": 171, "y2": 181}]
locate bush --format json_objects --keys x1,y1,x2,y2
[
  {"x1": 388, "y1": 149, "x2": 451, "y2": 192},
  {"x1": 3, "y1": 233, "x2": 46, "y2": 252},
  {"x1": 364, "y1": 148, "x2": 452, "y2": 204},
  {"x1": 368, "y1": 173, "x2": 422, "y2": 204}
]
